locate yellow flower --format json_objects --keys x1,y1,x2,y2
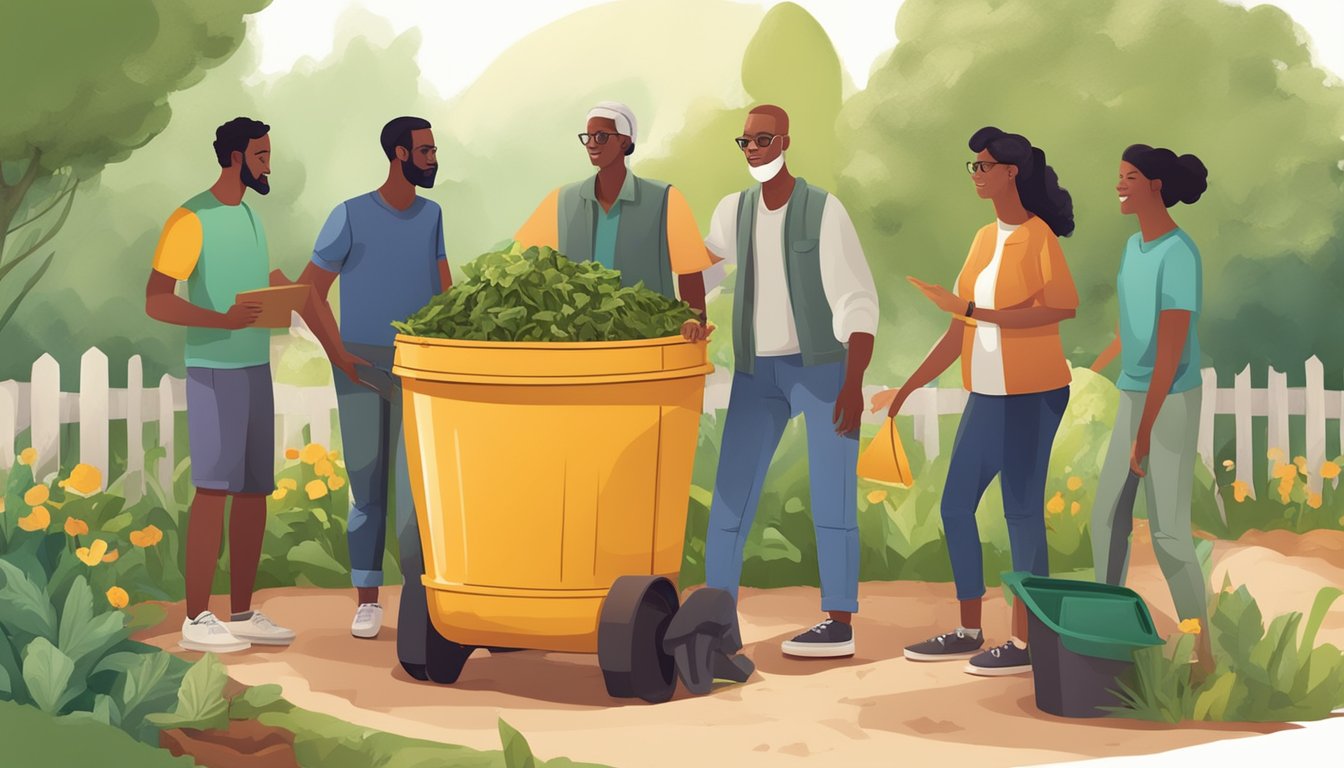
[
  {"x1": 1294, "y1": 456, "x2": 1308, "y2": 472},
  {"x1": 1046, "y1": 492, "x2": 1065, "y2": 516},
  {"x1": 64, "y1": 464, "x2": 103, "y2": 497},
  {"x1": 271, "y1": 488, "x2": 289, "y2": 501},
  {"x1": 1272, "y1": 462, "x2": 1298, "y2": 479},
  {"x1": 285, "y1": 448, "x2": 301, "y2": 461},
  {"x1": 1178, "y1": 618, "x2": 1202, "y2": 635},
  {"x1": 328, "y1": 476, "x2": 346, "y2": 491},
  {"x1": 1232, "y1": 480, "x2": 1251, "y2": 503},
  {"x1": 1278, "y1": 475, "x2": 1295, "y2": 502},
  {"x1": 305, "y1": 480, "x2": 328, "y2": 500},
  {"x1": 328, "y1": 451, "x2": 340, "y2": 461},
  {"x1": 106, "y1": 587, "x2": 129, "y2": 609},
  {"x1": 129, "y1": 525, "x2": 163, "y2": 548},
  {"x1": 0, "y1": 498, "x2": 5, "y2": 514},
  {"x1": 1221, "y1": 459, "x2": 1235, "y2": 470},
  {"x1": 75, "y1": 538, "x2": 109, "y2": 566},
  {"x1": 866, "y1": 490, "x2": 888, "y2": 505},
  {"x1": 314, "y1": 458, "x2": 335, "y2": 478},
  {"x1": 1071, "y1": 501, "x2": 1082, "y2": 516},
  {"x1": 24, "y1": 485, "x2": 50, "y2": 506},
  {"x1": 18, "y1": 506, "x2": 51, "y2": 532},
  {"x1": 278, "y1": 478, "x2": 297, "y2": 491},
  {"x1": 1322, "y1": 461, "x2": 1340, "y2": 480},
  {"x1": 1307, "y1": 492, "x2": 1323, "y2": 510},
  {"x1": 1267, "y1": 447, "x2": 1285, "y2": 462},
  {"x1": 102, "y1": 548, "x2": 120, "y2": 563},
  {"x1": 1066, "y1": 476, "x2": 1083, "y2": 492},
  {"x1": 64, "y1": 517, "x2": 89, "y2": 537},
  {"x1": 18, "y1": 447, "x2": 37, "y2": 466},
  {"x1": 299, "y1": 443, "x2": 327, "y2": 465}
]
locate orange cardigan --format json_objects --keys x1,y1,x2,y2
[{"x1": 954, "y1": 216, "x2": 1078, "y2": 395}]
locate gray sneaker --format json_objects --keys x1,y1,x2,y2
[
  {"x1": 965, "y1": 640, "x2": 1032, "y2": 676},
  {"x1": 903, "y1": 628, "x2": 985, "y2": 661},
  {"x1": 781, "y1": 619, "x2": 855, "y2": 658}
]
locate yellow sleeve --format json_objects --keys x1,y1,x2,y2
[
  {"x1": 1039, "y1": 231, "x2": 1079, "y2": 310},
  {"x1": 665, "y1": 186, "x2": 712, "y2": 275},
  {"x1": 151, "y1": 208, "x2": 203, "y2": 281},
  {"x1": 514, "y1": 188, "x2": 560, "y2": 249}
]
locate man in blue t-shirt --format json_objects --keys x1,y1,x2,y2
[{"x1": 298, "y1": 116, "x2": 451, "y2": 680}]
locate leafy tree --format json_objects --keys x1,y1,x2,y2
[
  {"x1": 0, "y1": 0, "x2": 268, "y2": 335},
  {"x1": 838, "y1": 0, "x2": 1344, "y2": 386}
]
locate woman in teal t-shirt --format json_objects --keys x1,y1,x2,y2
[{"x1": 1090, "y1": 144, "x2": 1211, "y2": 674}]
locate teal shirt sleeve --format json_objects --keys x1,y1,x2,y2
[
  {"x1": 1158, "y1": 239, "x2": 1200, "y2": 313},
  {"x1": 312, "y1": 203, "x2": 352, "y2": 272}
]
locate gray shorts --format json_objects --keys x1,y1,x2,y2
[{"x1": 185, "y1": 365, "x2": 275, "y2": 495}]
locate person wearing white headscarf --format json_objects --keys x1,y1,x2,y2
[{"x1": 515, "y1": 101, "x2": 712, "y2": 341}]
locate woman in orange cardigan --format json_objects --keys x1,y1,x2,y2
[{"x1": 871, "y1": 127, "x2": 1079, "y2": 677}]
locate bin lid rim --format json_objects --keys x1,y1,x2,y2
[
  {"x1": 393, "y1": 333, "x2": 699, "y2": 350},
  {"x1": 1003, "y1": 572, "x2": 1165, "y2": 648}
]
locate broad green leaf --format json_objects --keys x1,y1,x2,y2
[
  {"x1": 498, "y1": 718, "x2": 538, "y2": 768},
  {"x1": 146, "y1": 653, "x2": 229, "y2": 732},
  {"x1": 22, "y1": 637, "x2": 74, "y2": 714},
  {"x1": 0, "y1": 559, "x2": 58, "y2": 642}
]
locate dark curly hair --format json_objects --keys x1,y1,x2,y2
[
  {"x1": 969, "y1": 127, "x2": 1075, "y2": 237},
  {"x1": 381, "y1": 116, "x2": 432, "y2": 160},
  {"x1": 213, "y1": 117, "x2": 269, "y2": 167},
  {"x1": 1122, "y1": 144, "x2": 1208, "y2": 207}
]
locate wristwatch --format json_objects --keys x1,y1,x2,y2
[{"x1": 964, "y1": 300, "x2": 975, "y2": 318}]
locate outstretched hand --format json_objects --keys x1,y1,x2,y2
[{"x1": 907, "y1": 276, "x2": 969, "y2": 316}]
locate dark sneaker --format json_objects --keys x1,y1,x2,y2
[
  {"x1": 965, "y1": 641, "x2": 1032, "y2": 676},
  {"x1": 781, "y1": 619, "x2": 855, "y2": 658},
  {"x1": 903, "y1": 628, "x2": 984, "y2": 661}
]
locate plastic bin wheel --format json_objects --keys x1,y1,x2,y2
[
  {"x1": 598, "y1": 575, "x2": 679, "y2": 703},
  {"x1": 425, "y1": 614, "x2": 474, "y2": 684}
]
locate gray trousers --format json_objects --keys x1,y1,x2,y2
[
  {"x1": 1091, "y1": 388, "x2": 1209, "y2": 627},
  {"x1": 334, "y1": 342, "x2": 427, "y2": 665}
]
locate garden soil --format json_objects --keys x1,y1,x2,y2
[{"x1": 135, "y1": 529, "x2": 1344, "y2": 768}]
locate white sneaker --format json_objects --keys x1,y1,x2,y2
[
  {"x1": 226, "y1": 610, "x2": 295, "y2": 646},
  {"x1": 180, "y1": 611, "x2": 251, "y2": 653},
  {"x1": 351, "y1": 603, "x2": 384, "y2": 639}
]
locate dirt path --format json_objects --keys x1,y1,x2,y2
[{"x1": 134, "y1": 528, "x2": 1344, "y2": 768}]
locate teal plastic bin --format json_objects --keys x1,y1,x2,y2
[{"x1": 1002, "y1": 572, "x2": 1165, "y2": 718}]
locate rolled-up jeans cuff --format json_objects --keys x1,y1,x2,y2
[
  {"x1": 351, "y1": 568, "x2": 383, "y2": 588},
  {"x1": 821, "y1": 598, "x2": 859, "y2": 614}
]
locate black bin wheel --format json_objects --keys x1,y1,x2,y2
[
  {"x1": 425, "y1": 614, "x2": 474, "y2": 684},
  {"x1": 598, "y1": 575, "x2": 679, "y2": 703}
]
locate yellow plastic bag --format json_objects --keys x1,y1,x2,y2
[{"x1": 857, "y1": 418, "x2": 914, "y2": 488}]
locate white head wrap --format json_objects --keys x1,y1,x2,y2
[{"x1": 586, "y1": 101, "x2": 637, "y2": 143}]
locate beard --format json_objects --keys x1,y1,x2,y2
[
  {"x1": 241, "y1": 161, "x2": 270, "y2": 195},
  {"x1": 402, "y1": 159, "x2": 438, "y2": 189},
  {"x1": 748, "y1": 152, "x2": 786, "y2": 183}
]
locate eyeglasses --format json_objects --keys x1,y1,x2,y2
[
  {"x1": 578, "y1": 132, "x2": 624, "y2": 146},
  {"x1": 735, "y1": 134, "x2": 786, "y2": 150},
  {"x1": 966, "y1": 161, "x2": 1011, "y2": 174}
]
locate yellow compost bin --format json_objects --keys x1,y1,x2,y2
[{"x1": 393, "y1": 333, "x2": 712, "y2": 701}]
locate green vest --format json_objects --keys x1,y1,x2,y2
[
  {"x1": 557, "y1": 172, "x2": 675, "y2": 298},
  {"x1": 182, "y1": 191, "x2": 270, "y2": 369},
  {"x1": 732, "y1": 178, "x2": 843, "y2": 375}
]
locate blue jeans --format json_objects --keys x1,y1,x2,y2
[
  {"x1": 333, "y1": 343, "x2": 428, "y2": 664},
  {"x1": 942, "y1": 387, "x2": 1069, "y2": 601},
  {"x1": 705, "y1": 355, "x2": 860, "y2": 613}
]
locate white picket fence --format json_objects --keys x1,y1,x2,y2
[{"x1": 1, "y1": 349, "x2": 1340, "y2": 507}]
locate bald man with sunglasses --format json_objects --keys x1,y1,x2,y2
[
  {"x1": 515, "y1": 101, "x2": 713, "y2": 341},
  {"x1": 699, "y1": 104, "x2": 879, "y2": 659}
]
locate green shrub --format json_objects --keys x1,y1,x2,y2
[{"x1": 1110, "y1": 584, "x2": 1344, "y2": 722}]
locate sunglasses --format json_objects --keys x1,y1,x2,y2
[{"x1": 734, "y1": 133, "x2": 786, "y2": 150}]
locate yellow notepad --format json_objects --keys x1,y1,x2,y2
[{"x1": 857, "y1": 418, "x2": 914, "y2": 488}]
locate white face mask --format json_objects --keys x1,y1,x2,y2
[{"x1": 748, "y1": 152, "x2": 786, "y2": 183}]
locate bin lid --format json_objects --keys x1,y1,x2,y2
[{"x1": 1002, "y1": 572, "x2": 1165, "y2": 662}]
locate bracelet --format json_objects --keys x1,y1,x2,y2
[{"x1": 965, "y1": 300, "x2": 975, "y2": 318}]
